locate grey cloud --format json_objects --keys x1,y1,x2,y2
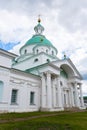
[
  {"x1": 0, "y1": 0, "x2": 53, "y2": 14},
  {"x1": 57, "y1": 0, "x2": 87, "y2": 32},
  {"x1": 1, "y1": 0, "x2": 87, "y2": 33}
]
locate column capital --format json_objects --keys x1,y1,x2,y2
[{"x1": 46, "y1": 72, "x2": 51, "y2": 77}]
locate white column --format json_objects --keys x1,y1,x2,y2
[
  {"x1": 70, "y1": 86, "x2": 74, "y2": 107},
  {"x1": 52, "y1": 85, "x2": 56, "y2": 107},
  {"x1": 66, "y1": 90, "x2": 70, "y2": 107},
  {"x1": 57, "y1": 77, "x2": 63, "y2": 108},
  {"x1": 53, "y1": 77, "x2": 57, "y2": 107},
  {"x1": 68, "y1": 89, "x2": 71, "y2": 107},
  {"x1": 74, "y1": 82, "x2": 79, "y2": 107},
  {"x1": 79, "y1": 84, "x2": 84, "y2": 107},
  {"x1": 47, "y1": 72, "x2": 52, "y2": 109},
  {"x1": 41, "y1": 73, "x2": 46, "y2": 108}
]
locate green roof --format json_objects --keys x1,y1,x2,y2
[
  {"x1": 20, "y1": 21, "x2": 58, "y2": 54},
  {"x1": 20, "y1": 33, "x2": 58, "y2": 54},
  {"x1": 25, "y1": 35, "x2": 53, "y2": 46}
]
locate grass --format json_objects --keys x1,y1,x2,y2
[{"x1": 0, "y1": 111, "x2": 87, "y2": 130}]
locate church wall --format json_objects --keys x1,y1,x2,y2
[
  {"x1": 0, "y1": 55, "x2": 12, "y2": 68},
  {"x1": 12, "y1": 54, "x2": 44, "y2": 70},
  {"x1": 0, "y1": 66, "x2": 41, "y2": 112},
  {"x1": 34, "y1": 46, "x2": 56, "y2": 56},
  {"x1": 20, "y1": 45, "x2": 35, "y2": 55},
  {"x1": 8, "y1": 70, "x2": 41, "y2": 112},
  {"x1": 13, "y1": 53, "x2": 56, "y2": 71},
  {"x1": 0, "y1": 67, "x2": 10, "y2": 112}
]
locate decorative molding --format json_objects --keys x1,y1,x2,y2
[
  {"x1": 0, "y1": 71, "x2": 9, "y2": 77},
  {"x1": 10, "y1": 79, "x2": 24, "y2": 84}
]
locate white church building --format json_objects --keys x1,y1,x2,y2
[{"x1": 0, "y1": 18, "x2": 85, "y2": 112}]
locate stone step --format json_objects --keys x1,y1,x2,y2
[{"x1": 64, "y1": 107, "x2": 81, "y2": 112}]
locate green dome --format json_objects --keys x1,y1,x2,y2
[
  {"x1": 20, "y1": 21, "x2": 58, "y2": 54},
  {"x1": 25, "y1": 35, "x2": 53, "y2": 47}
]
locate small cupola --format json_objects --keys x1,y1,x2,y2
[
  {"x1": 19, "y1": 17, "x2": 58, "y2": 56},
  {"x1": 34, "y1": 18, "x2": 44, "y2": 35}
]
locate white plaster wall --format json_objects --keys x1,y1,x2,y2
[
  {"x1": 0, "y1": 67, "x2": 10, "y2": 112},
  {"x1": 0, "y1": 55, "x2": 12, "y2": 68},
  {"x1": 13, "y1": 53, "x2": 57, "y2": 71},
  {"x1": 0, "y1": 66, "x2": 41, "y2": 112},
  {"x1": 34, "y1": 46, "x2": 56, "y2": 56},
  {"x1": 8, "y1": 71, "x2": 41, "y2": 112},
  {"x1": 20, "y1": 45, "x2": 35, "y2": 55}
]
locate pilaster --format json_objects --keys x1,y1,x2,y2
[{"x1": 70, "y1": 86, "x2": 75, "y2": 107}]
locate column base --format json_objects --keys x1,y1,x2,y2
[
  {"x1": 79, "y1": 106, "x2": 86, "y2": 110},
  {"x1": 40, "y1": 107, "x2": 64, "y2": 111}
]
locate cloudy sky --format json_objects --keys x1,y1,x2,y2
[{"x1": 0, "y1": 0, "x2": 87, "y2": 95}]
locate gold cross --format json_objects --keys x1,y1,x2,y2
[{"x1": 38, "y1": 14, "x2": 41, "y2": 23}]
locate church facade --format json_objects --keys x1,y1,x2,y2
[{"x1": 0, "y1": 19, "x2": 85, "y2": 112}]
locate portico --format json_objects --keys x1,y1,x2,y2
[
  {"x1": 41, "y1": 70, "x2": 64, "y2": 111},
  {"x1": 67, "y1": 79, "x2": 84, "y2": 108}
]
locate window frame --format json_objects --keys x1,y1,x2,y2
[
  {"x1": 30, "y1": 91, "x2": 35, "y2": 105},
  {"x1": 11, "y1": 89, "x2": 18, "y2": 105}
]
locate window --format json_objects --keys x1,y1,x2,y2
[
  {"x1": 11, "y1": 89, "x2": 18, "y2": 104},
  {"x1": 52, "y1": 51, "x2": 54, "y2": 55},
  {"x1": 60, "y1": 81, "x2": 63, "y2": 86},
  {"x1": 36, "y1": 49, "x2": 39, "y2": 54},
  {"x1": 34, "y1": 58, "x2": 38, "y2": 62},
  {"x1": 0, "y1": 81, "x2": 4, "y2": 102},
  {"x1": 46, "y1": 50, "x2": 48, "y2": 53},
  {"x1": 24, "y1": 49, "x2": 27, "y2": 54},
  {"x1": 47, "y1": 59, "x2": 50, "y2": 62},
  {"x1": 30, "y1": 92, "x2": 35, "y2": 105}
]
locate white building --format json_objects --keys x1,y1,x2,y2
[{"x1": 0, "y1": 18, "x2": 85, "y2": 112}]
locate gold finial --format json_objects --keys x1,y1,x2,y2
[{"x1": 38, "y1": 14, "x2": 41, "y2": 23}]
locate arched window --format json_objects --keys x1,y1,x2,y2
[
  {"x1": 36, "y1": 49, "x2": 39, "y2": 54},
  {"x1": 47, "y1": 59, "x2": 50, "y2": 62},
  {"x1": 24, "y1": 49, "x2": 27, "y2": 54},
  {"x1": 46, "y1": 50, "x2": 48, "y2": 53},
  {"x1": 0, "y1": 81, "x2": 4, "y2": 102},
  {"x1": 34, "y1": 58, "x2": 38, "y2": 62},
  {"x1": 52, "y1": 51, "x2": 54, "y2": 55}
]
